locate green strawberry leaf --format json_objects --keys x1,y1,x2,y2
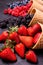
[{"x1": 8, "y1": 26, "x2": 18, "y2": 33}]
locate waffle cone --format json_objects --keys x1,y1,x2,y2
[
  {"x1": 28, "y1": 8, "x2": 43, "y2": 26},
  {"x1": 32, "y1": 23, "x2": 43, "y2": 49},
  {"x1": 28, "y1": 0, "x2": 43, "y2": 13},
  {"x1": 30, "y1": 0, "x2": 43, "y2": 5}
]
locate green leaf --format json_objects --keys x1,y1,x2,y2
[{"x1": 8, "y1": 26, "x2": 18, "y2": 33}]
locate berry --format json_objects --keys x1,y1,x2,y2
[
  {"x1": 18, "y1": 25, "x2": 27, "y2": 36},
  {"x1": 25, "y1": 50, "x2": 37, "y2": 63},
  {"x1": 34, "y1": 32, "x2": 41, "y2": 44},
  {"x1": 9, "y1": 32, "x2": 20, "y2": 44},
  {"x1": 19, "y1": 36, "x2": 33, "y2": 48},
  {"x1": 15, "y1": 43, "x2": 25, "y2": 58},
  {"x1": 0, "y1": 48, "x2": 17, "y2": 61},
  {"x1": 27, "y1": 27, "x2": 34, "y2": 36},
  {"x1": 4, "y1": 9, "x2": 8, "y2": 14},
  {"x1": 33, "y1": 23, "x2": 41, "y2": 34}
]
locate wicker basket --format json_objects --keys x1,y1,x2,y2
[
  {"x1": 28, "y1": 0, "x2": 43, "y2": 13},
  {"x1": 28, "y1": 8, "x2": 43, "y2": 26}
]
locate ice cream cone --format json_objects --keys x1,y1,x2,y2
[
  {"x1": 28, "y1": 8, "x2": 43, "y2": 26},
  {"x1": 32, "y1": 23, "x2": 43, "y2": 49},
  {"x1": 30, "y1": 0, "x2": 43, "y2": 5},
  {"x1": 28, "y1": 0, "x2": 43, "y2": 13}
]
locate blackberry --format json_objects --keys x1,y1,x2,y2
[
  {"x1": 22, "y1": 1, "x2": 27, "y2": 5},
  {"x1": 18, "y1": 16, "x2": 23, "y2": 20},
  {"x1": 21, "y1": 17, "x2": 26, "y2": 25},
  {"x1": 25, "y1": 14, "x2": 30, "y2": 19},
  {"x1": 13, "y1": 17, "x2": 17, "y2": 21},
  {"x1": 0, "y1": 22, "x2": 7, "y2": 28},
  {"x1": 29, "y1": 14, "x2": 34, "y2": 19}
]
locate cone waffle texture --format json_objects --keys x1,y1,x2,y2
[
  {"x1": 30, "y1": 0, "x2": 43, "y2": 5},
  {"x1": 32, "y1": 23, "x2": 43, "y2": 49},
  {"x1": 28, "y1": 8, "x2": 43, "y2": 26},
  {"x1": 28, "y1": 0, "x2": 43, "y2": 13}
]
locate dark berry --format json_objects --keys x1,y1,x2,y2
[
  {"x1": 18, "y1": 16, "x2": 23, "y2": 20},
  {"x1": 10, "y1": 5, "x2": 14, "y2": 9},
  {"x1": 13, "y1": 3, "x2": 18, "y2": 6},
  {"x1": 22, "y1": 1, "x2": 26, "y2": 5},
  {"x1": 0, "y1": 22, "x2": 7, "y2": 28},
  {"x1": 29, "y1": 14, "x2": 34, "y2": 19},
  {"x1": 25, "y1": 14, "x2": 30, "y2": 19}
]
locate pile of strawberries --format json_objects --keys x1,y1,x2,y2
[
  {"x1": 4, "y1": 1, "x2": 32, "y2": 17},
  {"x1": 0, "y1": 23, "x2": 41, "y2": 63}
]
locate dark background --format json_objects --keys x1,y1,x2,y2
[{"x1": 0, "y1": 0, "x2": 43, "y2": 65}]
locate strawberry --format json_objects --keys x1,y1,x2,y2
[
  {"x1": 18, "y1": 25, "x2": 27, "y2": 36},
  {"x1": 25, "y1": 50, "x2": 37, "y2": 63},
  {"x1": 33, "y1": 32, "x2": 41, "y2": 44},
  {"x1": 9, "y1": 32, "x2": 20, "y2": 44},
  {"x1": 15, "y1": 43, "x2": 25, "y2": 58},
  {"x1": 0, "y1": 48, "x2": 17, "y2": 61},
  {"x1": 27, "y1": 27, "x2": 34, "y2": 36},
  {"x1": 32, "y1": 23, "x2": 41, "y2": 34},
  {"x1": 4, "y1": 9, "x2": 8, "y2": 14},
  {"x1": 0, "y1": 31, "x2": 8, "y2": 41},
  {"x1": 0, "y1": 52, "x2": 1, "y2": 58},
  {"x1": 19, "y1": 36, "x2": 33, "y2": 48}
]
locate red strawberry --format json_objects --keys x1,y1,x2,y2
[
  {"x1": 18, "y1": 25, "x2": 27, "y2": 36},
  {"x1": 19, "y1": 36, "x2": 33, "y2": 48},
  {"x1": 4, "y1": 9, "x2": 8, "y2": 14},
  {"x1": 0, "y1": 52, "x2": 1, "y2": 57},
  {"x1": 33, "y1": 23, "x2": 41, "y2": 34},
  {"x1": 0, "y1": 31, "x2": 8, "y2": 41},
  {"x1": 25, "y1": 50, "x2": 37, "y2": 63},
  {"x1": 0, "y1": 48, "x2": 17, "y2": 61},
  {"x1": 9, "y1": 32, "x2": 20, "y2": 44},
  {"x1": 27, "y1": 27, "x2": 34, "y2": 36},
  {"x1": 15, "y1": 43, "x2": 25, "y2": 58},
  {"x1": 34, "y1": 32, "x2": 41, "y2": 44}
]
